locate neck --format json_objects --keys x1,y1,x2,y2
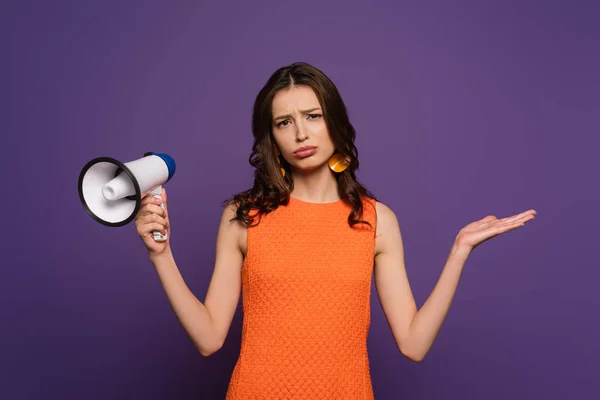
[{"x1": 289, "y1": 164, "x2": 339, "y2": 203}]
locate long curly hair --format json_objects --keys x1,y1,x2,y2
[{"x1": 224, "y1": 61, "x2": 377, "y2": 228}]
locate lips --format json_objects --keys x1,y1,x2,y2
[
  {"x1": 294, "y1": 146, "x2": 317, "y2": 154},
  {"x1": 293, "y1": 146, "x2": 318, "y2": 158}
]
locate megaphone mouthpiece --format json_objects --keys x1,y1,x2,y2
[{"x1": 102, "y1": 171, "x2": 136, "y2": 200}]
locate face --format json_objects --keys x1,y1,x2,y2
[{"x1": 271, "y1": 85, "x2": 336, "y2": 173}]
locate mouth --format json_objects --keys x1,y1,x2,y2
[{"x1": 293, "y1": 146, "x2": 318, "y2": 158}]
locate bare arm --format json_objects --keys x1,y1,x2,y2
[
  {"x1": 373, "y1": 202, "x2": 418, "y2": 361},
  {"x1": 374, "y1": 201, "x2": 470, "y2": 362},
  {"x1": 374, "y1": 200, "x2": 535, "y2": 362},
  {"x1": 150, "y1": 203, "x2": 245, "y2": 357}
]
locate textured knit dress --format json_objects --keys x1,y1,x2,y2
[{"x1": 225, "y1": 195, "x2": 378, "y2": 399}]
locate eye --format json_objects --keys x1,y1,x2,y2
[
  {"x1": 308, "y1": 114, "x2": 322, "y2": 120},
  {"x1": 277, "y1": 120, "x2": 290, "y2": 128}
]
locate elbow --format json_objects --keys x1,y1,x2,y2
[
  {"x1": 199, "y1": 348, "x2": 215, "y2": 357},
  {"x1": 403, "y1": 350, "x2": 425, "y2": 363},
  {"x1": 198, "y1": 338, "x2": 224, "y2": 358},
  {"x1": 199, "y1": 344, "x2": 221, "y2": 357},
  {"x1": 399, "y1": 345, "x2": 425, "y2": 363},
  {"x1": 408, "y1": 353, "x2": 425, "y2": 363}
]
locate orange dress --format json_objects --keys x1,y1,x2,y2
[{"x1": 226, "y1": 196, "x2": 378, "y2": 399}]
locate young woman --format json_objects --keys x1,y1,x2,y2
[{"x1": 134, "y1": 62, "x2": 536, "y2": 399}]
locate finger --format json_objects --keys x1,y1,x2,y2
[
  {"x1": 159, "y1": 190, "x2": 168, "y2": 215},
  {"x1": 494, "y1": 218, "x2": 524, "y2": 233},
  {"x1": 509, "y1": 213, "x2": 536, "y2": 224},
  {"x1": 499, "y1": 217, "x2": 523, "y2": 225},
  {"x1": 511, "y1": 209, "x2": 537, "y2": 220},
  {"x1": 138, "y1": 202, "x2": 165, "y2": 216},
  {"x1": 144, "y1": 213, "x2": 169, "y2": 228},
  {"x1": 520, "y1": 214, "x2": 535, "y2": 224},
  {"x1": 502, "y1": 216, "x2": 534, "y2": 229},
  {"x1": 500, "y1": 216, "x2": 517, "y2": 224},
  {"x1": 500, "y1": 212, "x2": 527, "y2": 224},
  {"x1": 141, "y1": 193, "x2": 159, "y2": 204},
  {"x1": 145, "y1": 222, "x2": 168, "y2": 236},
  {"x1": 141, "y1": 194, "x2": 163, "y2": 208},
  {"x1": 137, "y1": 203, "x2": 167, "y2": 218}
]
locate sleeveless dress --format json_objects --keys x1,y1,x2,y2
[{"x1": 225, "y1": 196, "x2": 378, "y2": 399}]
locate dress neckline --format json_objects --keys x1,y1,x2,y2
[{"x1": 289, "y1": 196, "x2": 343, "y2": 206}]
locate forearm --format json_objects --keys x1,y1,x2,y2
[
  {"x1": 150, "y1": 250, "x2": 221, "y2": 356},
  {"x1": 406, "y1": 243, "x2": 471, "y2": 361}
]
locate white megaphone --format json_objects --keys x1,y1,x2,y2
[{"x1": 78, "y1": 152, "x2": 176, "y2": 241}]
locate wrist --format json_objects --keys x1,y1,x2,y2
[
  {"x1": 451, "y1": 240, "x2": 472, "y2": 257},
  {"x1": 149, "y1": 247, "x2": 173, "y2": 263}
]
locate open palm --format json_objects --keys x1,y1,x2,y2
[{"x1": 456, "y1": 209, "x2": 537, "y2": 250}]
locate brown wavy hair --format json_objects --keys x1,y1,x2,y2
[{"x1": 223, "y1": 61, "x2": 377, "y2": 228}]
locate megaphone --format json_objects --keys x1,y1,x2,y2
[{"x1": 78, "y1": 151, "x2": 176, "y2": 241}]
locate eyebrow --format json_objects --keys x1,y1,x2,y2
[{"x1": 273, "y1": 107, "x2": 322, "y2": 122}]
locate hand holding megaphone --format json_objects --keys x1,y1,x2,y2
[
  {"x1": 78, "y1": 151, "x2": 176, "y2": 252},
  {"x1": 135, "y1": 187, "x2": 171, "y2": 256}
]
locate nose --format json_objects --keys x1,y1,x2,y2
[{"x1": 295, "y1": 120, "x2": 308, "y2": 142}]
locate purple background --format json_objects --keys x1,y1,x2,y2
[{"x1": 2, "y1": 0, "x2": 599, "y2": 399}]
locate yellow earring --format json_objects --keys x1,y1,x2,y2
[
  {"x1": 274, "y1": 145, "x2": 286, "y2": 177},
  {"x1": 328, "y1": 153, "x2": 350, "y2": 173}
]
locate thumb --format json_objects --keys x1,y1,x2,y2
[{"x1": 162, "y1": 188, "x2": 168, "y2": 213}]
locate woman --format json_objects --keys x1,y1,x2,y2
[{"x1": 134, "y1": 62, "x2": 536, "y2": 399}]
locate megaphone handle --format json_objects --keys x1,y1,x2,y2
[{"x1": 149, "y1": 185, "x2": 168, "y2": 242}]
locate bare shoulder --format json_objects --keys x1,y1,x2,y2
[
  {"x1": 374, "y1": 201, "x2": 402, "y2": 256},
  {"x1": 219, "y1": 201, "x2": 248, "y2": 257},
  {"x1": 375, "y1": 201, "x2": 400, "y2": 236}
]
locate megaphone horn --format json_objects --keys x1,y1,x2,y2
[{"x1": 78, "y1": 152, "x2": 176, "y2": 242}]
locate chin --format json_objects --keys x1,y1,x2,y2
[{"x1": 291, "y1": 160, "x2": 329, "y2": 173}]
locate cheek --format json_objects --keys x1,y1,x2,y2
[
  {"x1": 315, "y1": 123, "x2": 335, "y2": 148},
  {"x1": 309, "y1": 119, "x2": 330, "y2": 137}
]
